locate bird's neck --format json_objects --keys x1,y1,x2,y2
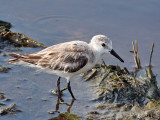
[{"x1": 88, "y1": 43, "x2": 105, "y2": 64}]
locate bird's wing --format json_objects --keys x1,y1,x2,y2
[
  {"x1": 37, "y1": 41, "x2": 90, "y2": 73},
  {"x1": 9, "y1": 41, "x2": 91, "y2": 73}
]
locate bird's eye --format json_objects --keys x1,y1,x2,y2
[{"x1": 101, "y1": 43, "x2": 106, "y2": 47}]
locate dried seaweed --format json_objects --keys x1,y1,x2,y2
[
  {"x1": 85, "y1": 41, "x2": 160, "y2": 119},
  {"x1": 83, "y1": 41, "x2": 160, "y2": 106}
]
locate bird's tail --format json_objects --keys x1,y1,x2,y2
[
  {"x1": 8, "y1": 53, "x2": 22, "y2": 63},
  {"x1": 8, "y1": 53, "x2": 41, "y2": 64}
]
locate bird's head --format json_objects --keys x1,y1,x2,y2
[{"x1": 90, "y1": 35, "x2": 124, "y2": 63}]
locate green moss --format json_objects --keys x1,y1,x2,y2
[{"x1": 49, "y1": 112, "x2": 82, "y2": 120}]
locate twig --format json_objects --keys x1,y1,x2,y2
[
  {"x1": 132, "y1": 40, "x2": 141, "y2": 69},
  {"x1": 149, "y1": 42, "x2": 154, "y2": 67},
  {"x1": 85, "y1": 69, "x2": 97, "y2": 81},
  {"x1": 135, "y1": 40, "x2": 141, "y2": 68}
]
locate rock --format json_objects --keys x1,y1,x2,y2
[{"x1": 0, "y1": 20, "x2": 12, "y2": 29}]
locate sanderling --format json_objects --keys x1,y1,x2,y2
[{"x1": 8, "y1": 35, "x2": 124, "y2": 100}]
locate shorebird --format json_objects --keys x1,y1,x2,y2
[{"x1": 8, "y1": 35, "x2": 124, "y2": 100}]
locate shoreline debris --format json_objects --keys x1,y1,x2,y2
[
  {"x1": 0, "y1": 104, "x2": 22, "y2": 116},
  {"x1": 0, "y1": 20, "x2": 47, "y2": 48},
  {"x1": 84, "y1": 41, "x2": 160, "y2": 119}
]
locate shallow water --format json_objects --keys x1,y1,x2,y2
[{"x1": 1, "y1": 0, "x2": 160, "y2": 119}]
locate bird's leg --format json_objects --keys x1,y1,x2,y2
[
  {"x1": 57, "y1": 77, "x2": 61, "y2": 98},
  {"x1": 67, "y1": 80, "x2": 76, "y2": 100}
]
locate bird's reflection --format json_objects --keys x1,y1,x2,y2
[
  {"x1": 48, "y1": 97, "x2": 75, "y2": 120},
  {"x1": 56, "y1": 96, "x2": 74, "y2": 113}
]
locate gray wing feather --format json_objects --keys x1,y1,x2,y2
[{"x1": 9, "y1": 41, "x2": 91, "y2": 73}]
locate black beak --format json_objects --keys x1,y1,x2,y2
[{"x1": 110, "y1": 49, "x2": 124, "y2": 63}]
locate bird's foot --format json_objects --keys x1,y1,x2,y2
[{"x1": 50, "y1": 87, "x2": 68, "y2": 95}]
